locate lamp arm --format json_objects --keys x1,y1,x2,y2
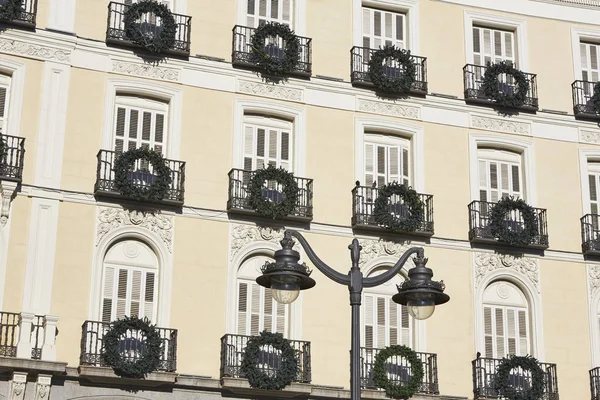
[
  {"x1": 362, "y1": 247, "x2": 424, "y2": 288},
  {"x1": 285, "y1": 230, "x2": 350, "y2": 285}
]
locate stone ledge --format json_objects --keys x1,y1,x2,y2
[
  {"x1": 0, "y1": 357, "x2": 67, "y2": 374},
  {"x1": 360, "y1": 389, "x2": 468, "y2": 400},
  {"x1": 78, "y1": 365, "x2": 177, "y2": 387},
  {"x1": 221, "y1": 377, "x2": 312, "y2": 397}
]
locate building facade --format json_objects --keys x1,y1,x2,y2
[{"x1": 0, "y1": 0, "x2": 599, "y2": 399}]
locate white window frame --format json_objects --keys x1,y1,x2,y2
[
  {"x1": 572, "y1": 28, "x2": 600, "y2": 81},
  {"x1": 353, "y1": 0, "x2": 419, "y2": 52},
  {"x1": 355, "y1": 118, "x2": 424, "y2": 192},
  {"x1": 464, "y1": 11, "x2": 529, "y2": 72},
  {"x1": 236, "y1": 0, "x2": 305, "y2": 35},
  {"x1": 363, "y1": 133, "x2": 411, "y2": 186},
  {"x1": 477, "y1": 148, "x2": 524, "y2": 202},
  {"x1": 0, "y1": 74, "x2": 11, "y2": 136},
  {"x1": 579, "y1": 150, "x2": 600, "y2": 214},
  {"x1": 243, "y1": 115, "x2": 294, "y2": 171}
]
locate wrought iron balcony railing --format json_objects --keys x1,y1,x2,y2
[
  {"x1": 468, "y1": 200, "x2": 549, "y2": 249},
  {"x1": 472, "y1": 357, "x2": 559, "y2": 399},
  {"x1": 220, "y1": 333, "x2": 311, "y2": 383},
  {"x1": 232, "y1": 25, "x2": 312, "y2": 77},
  {"x1": 591, "y1": 366, "x2": 600, "y2": 400},
  {"x1": 0, "y1": 312, "x2": 44, "y2": 359},
  {"x1": 360, "y1": 347, "x2": 439, "y2": 395},
  {"x1": 463, "y1": 64, "x2": 539, "y2": 111},
  {"x1": 547, "y1": 0, "x2": 600, "y2": 6},
  {"x1": 351, "y1": 46, "x2": 428, "y2": 95},
  {"x1": 227, "y1": 168, "x2": 313, "y2": 222},
  {"x1": 572, "y1": 80, "x2": 600, "y2": 120},
  {"x1": 580, "y1": 214, "x2": 600, "y2": 256},
  {"x1": 0, "y1": 134, "x2": 25, "y2": 182},
  {"x1": 352, "y1": 185, "x2": 434, "y2": 236},
  {"x1": 0, "y1": 0, "x2": 37, "y2": 28},
  {"x1": 80, "y1": 320, "x2": 178, "y2": 372},
  {"x1": 106, "y1": 2, "x2": 192, "y2": 56},
  {"x1": 94, "y1": 150, "x2": 185, "y2": 207}
]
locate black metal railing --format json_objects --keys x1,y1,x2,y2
[
  {"x1": 463, "y1": 64, "x2": 539, "y2": 111},
  {"x1": 227, "y1": 168, "x2": 313, "y2": 221},
  {"x1": 0, "y1": 311, "x2": 20, "y2": 358},
  {"x1": 94, "y1": 149, "x2": 186, "y2": 206},
  {"x1": 80, "y1": 320, "x2": 178, "y2": 372},
  {"x1": 106, "y1": 2, "x2": 192, "y2": 56},
  {"x1": 580, "y1": 214, "x2": 600, "y2": 255},
  {"x1": 352, "y1": 185, "x2": 434, "y2": 235},
  {"x1": 0, "y1": 134, "x2": 25, "y2": 182},
  {"x1": 0, "y1": 0, "x2": 37, "y2": 28},
  {"x1": 572, "y1": 80, "x2": 600, "y2": 120},
  {"x1": 472, "y1": 357, "x2": 559, "y2": 399},
  {"x1": 360, "y1": 347, "x2": 439, "y2": 395},
  {"x1": 351, "y1": 46, "x2": 428, "y2": 95},
  {"x1": 232, "y1": 25, "x2": 312, "y2": 77},
  {"x1": 591, "y1": 367, "x2": 600, "y2": 400},
  {"x1": 31, "y1": 315, "x2": 44, "y2": 360},
  {"x1": 468, "y1": 200, "x2": 549, "y2": 249},
  {"x1": 220, "y1": 333, "x2": 311, "y2": 383}
]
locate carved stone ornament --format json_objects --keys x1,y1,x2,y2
[
  {"x1": 358, "y1": 99, "x2": 420, "y2": 120},
  {"x1": 10, "y1": 372, "x2": 27, "y2": 400},
  {"x1": 358, "y1": 239, "x2": 415, "y2": 269},
  {"x1": 238, "y1": 80, "x2": 303, "y2": 101},
  {"x1": 230, "y1": 224, "x2": 300, "y2": 261},
  {"x1": 474, "y1": 252, "x2": 539, "y2": 292},
  {"x1": 96, "y1": 207, "x2": 173, "y2": 252},
  {"x1": 112, "y1": 61, "x2": 180, "y2": 82},
  {"x1": 0, "y1": 180, "x2": 18, "y2": 227},
  {"x1": 0, "y1": 38, "x2": 70, "y2": 62},
  {"x1": 589, "y1": 264, "x2": 600, "y2": 298},
  {"x1": 34, "y1": 375, "x2": 51, "y2": 399},
  {"x1": 580, "y1": 129, "x2": 600, "y2": 144},
  {"x1": 471, "y1": 115, "x2": 530, "y2": 135}
]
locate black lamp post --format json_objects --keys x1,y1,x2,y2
[{"x1": 256, "y1": 229, "x2": 450, "y2": 400}]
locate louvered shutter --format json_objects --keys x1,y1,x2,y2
[
  {"x1": 0, "y1": 86, "x2": 8, "y2": 135},
  {"x1": 478, "y1": 154, "x2": 522, "y2": 202},
  {"x1": 581, "y1": 42, "x2": 600, "y2": 97},
  {"x1": 242, "y1": 120, "x2": 293, "y2": 172},
  {"x1": 362, "y1": 7, "x2": 405, "y2": 50},
  {"x1": 472, "y1": 26, "x2": 515, "y2": 67},
  {"x1": 247, "y1": 0, "x2": 293, "y2": 27},
  {"x1": 101, "y1": 266, "x2": 157, "y2": 323},
  {"x1": 114, "y1": 99, "x2": 167, "y2": 156},
  {"x1": 237, "y1": 280, "x2": 287, "y2": 336},
  {"x1": 364, "y1": 139, "x2": 410, "y2": 187},
  {"x1": 363, "y1": 293, "x2": 411, "y2": 348}
]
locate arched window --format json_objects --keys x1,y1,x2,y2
[
  {"x1": 100, "y1": 239, "x2": 159, "y2": 323},
  {"x1": 482, "y1": 280, "x2": 531, "y2": 358},
  {"x1": 236, "y1": 255, "x2": 289, "y2": 336}
]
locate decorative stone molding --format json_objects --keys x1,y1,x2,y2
[
  {"x1": 474, "y1": 252, "x2": 540, "y2": 292},
  {"x1": 0, "y1": 180, "x2": 18, "y2": 226},
  {"x1": 589, "y1": 264, "x2": 600, "y2": 298},
  {"x1": 10, "y1": 372, "x2": 27, "y2": 400},
  {"x1": 238, "y1": 80, "x2": 303, "y2": 101},
  {"x1": 470, "y1": 115, "x2": 530, "y2": 135},
  {"x1": 0, "y1": 38, "x2": 70, "y2": 62},
  {"x1": 230, "y1": 224, "x2": 300, "y2": 261},
  {"x1": 34, "y1": 375, "x2": 51, "y2": 399},
  {"x1": 358, "y1": 239, "x2": 415, "y2": 269},
  {"x1": 580, "y1": 129, "x2": 600, "y2": 144},
  {"x1": 112, "y1": 61, "x2": 180, "y2": 82},
  {"x1": 96, "y1": 207, "x2": 173, "y2": 252},
  {"x1": 357, "y1": 99, "x2": 420, "y2": 120}
]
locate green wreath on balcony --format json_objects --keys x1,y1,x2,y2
[
  {"x1": 480, "y1": 61, "x2": 531, "y2": 108},
  {"x1": 368, "y1": 45, "x2": 417, "y2": 95},
  {"x1": 373, "y1": 345, "x2": 424, "y2": 399},
  {"x1": 373, "y1": 182, "x2": 425, "y2": 233},
  {"x1": 123, "y1": 0, "x2": 177, "y2": 54},
  {"x1": 113, "y1": 148, "x2": 172, "y2": 201},
  {"x1": 240, "y1": 330, "x2": 299, "y2": 390},
  {"x1": 250, "y1": 22, "x2": 301, "y2": 76},
  {"x1": 247, "y1": 164, "x2": 299, "y2": 219},
  {"x1": 488, "y1": 197, "x2": 539, "y2": 247},
  {"x1": 0, "y1": 0, "x2": 23, "y2": 21},
  {"x1": 102, "y1": 316, "x2": 163, "y2": 379},
  {"x1": 494, "y1": 355, "x2": 545, "y2": 400},
  {"x1": 589, "y1": 81, "x2": 600, "y2": 114}
]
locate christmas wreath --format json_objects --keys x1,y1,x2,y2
[
  {"x1": 0, "y1": 0, "x2": 23, "y2": 21},
  {"x1": 113, "y1": 148, "x2": 172, "y2": 201},
  {"x1": 481, "y1": 61, "x2": 531, "y2": 108},
  {"x1": 240, "y1": 330, "x2": 299, "y2": 390},
  {"x1": 247, "y1": 165, "x2": 299, "y2": 219},
  {"x1": 373, "y1": 345, "x2": 424, "y2": 399},
  {"x1": 489, "y1": 197, "x2": 538, "y2": 247},
  {"x1": 590, "y1": 81, "x2": 600, "y2": 115},
  {"x1": 102, "y1": 316, "x2": 163, "y2": 379},
  {"x1": 250, "y1": 22, "x2": 301, "y2": 76},
  {"x1": 368, "y1": 46, "x2": 417, "y2": 95},
  {"x1": 123, "y1": 0, "x2": 177, "y2": 54},
  {"x1": 373, "y1": 182, "x2": 425, "y2": 233},
  {"x1": 494, "y1": 355, "x2": 545, "y2": 400}
]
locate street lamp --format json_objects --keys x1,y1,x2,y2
[{"x1": 256, "y1": 229, "x2": 450, "y2": 400}]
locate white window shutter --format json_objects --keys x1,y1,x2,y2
[
  {"x1": 478, "y1": 152, "x2": 522, "y2": 203},
  {"x1": 590, "y1": 174, "x2": 600, "y2": 215},
  {"x1": 473, "y1": 26, "x2": 515, "y2": 67},
  {"x1": 582, "y1": 42, "x2": 600, "y2": 84},
  {"x1": 364, "y1": 138, "x2": 410, "y2": 187},
  {"x1": 362, "y1": 7, "x2": 405, "y2": 50},
  {"x1": 483, "y1": 306, "x2": 493, "y2": 357},
  {"x1": 364, "y1": 294, "x2": 374, "y2": 348},
  {"x1": 246, "y1": 0, "x2": 293, "y2": 27},
  {"x1": 495, "y1": 308, "x2": 505, "y2": 357},
  {"x1": 363, "y1": 293, "x2": 411, "y2": 348},
  {"x1": 114, "y1": 98, "x2": 168, "y2": 156},
  {"x1": 236, "y1": 278, "x2": 288, "y2": 336},
  {"x1": 242, "y1": 118, "x2": 293, "y2": 172},
  {"x1": 101, "y1": 266, "x2": 116, "y2": 323},
  {"x1": 0, "y1": 86, "x2": 8, "y2": 134}
]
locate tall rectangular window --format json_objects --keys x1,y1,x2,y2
[
  {"x1": 246, "y1": 0, "x2": 293, "y2": 27},
  {"x1": 243, "y1": 116, "x2": 292, "y2": 172},
  {"x1": 580, "y1": 42, "x2": 600, "y2": 84},
  {"x1": 113, "y1": 96, "x2": 168, "y2": 156},
  {"x1": 0, "y1": 74, "x2": 11, "y2": 135},
  {"x1": 478, "y1": 149, "x2": 522, "y2": 203},
  {"x1": 364, "y1": 134, "x2": 410, "y2": 188},
  {"x1": 363, "y1": 293, "x2": 410, "y2": 348},
  {"x1": 362, "y1": 7, "x2": 406, "y2": 50},
  {"x1": 472, "y1": 26, "x2": 515, "y2": 67}
]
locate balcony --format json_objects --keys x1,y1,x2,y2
[
  {"x1": 220, "y1": 333, "x2": 311, "y2": 391},
  {"x1": 232, "y1": 25, "x2": 312, "y2": 78},
  {"x1": 0, "y1": 312, "x2": 45, "y2": 360},
  {"x1": 463, "y1": 64, "x2": 539, "y2": 112},
  {"x1": 572, "y1": 80, "x2": 600, "y2": 121},
  {"x1": 468, "y1": 200, "x2": 549, "y2": 250},
  {"x1": 351, "y1": 185, "x2": 434, "y2": 236},
  {"x1": 580, "y1": 214, "x2": 600, "y2": 256},
  {"x1": 94, "y1": 150, "x2": 185, "y2": 207},
  {"x1": 80, "y1": 320, "x2": 178, "y2": 373},
  {"x1": 591, "y1": 367, "x2": 600, "y2": 400},
  {"x1": 227, "y1": 168, "x2": 313, "y2": 222},
  {"x1": 0, "y1": 0, "x2": 37, "y2": 29},
  {"x1": 472, "y1": 357, "x2": 559, "y2": 399},
  {"x1": 360, "y1": 347, "x2": 439, "y2": 395},
  {"x1": 106, "y1": 2, "x2": 192, "y2": 56},
  {"x1": 350, "y1": 46, "x2": 428, "y2": 95},
  {"x1": 0, "y1": 134, "x2": 25, "y2": 182}
]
